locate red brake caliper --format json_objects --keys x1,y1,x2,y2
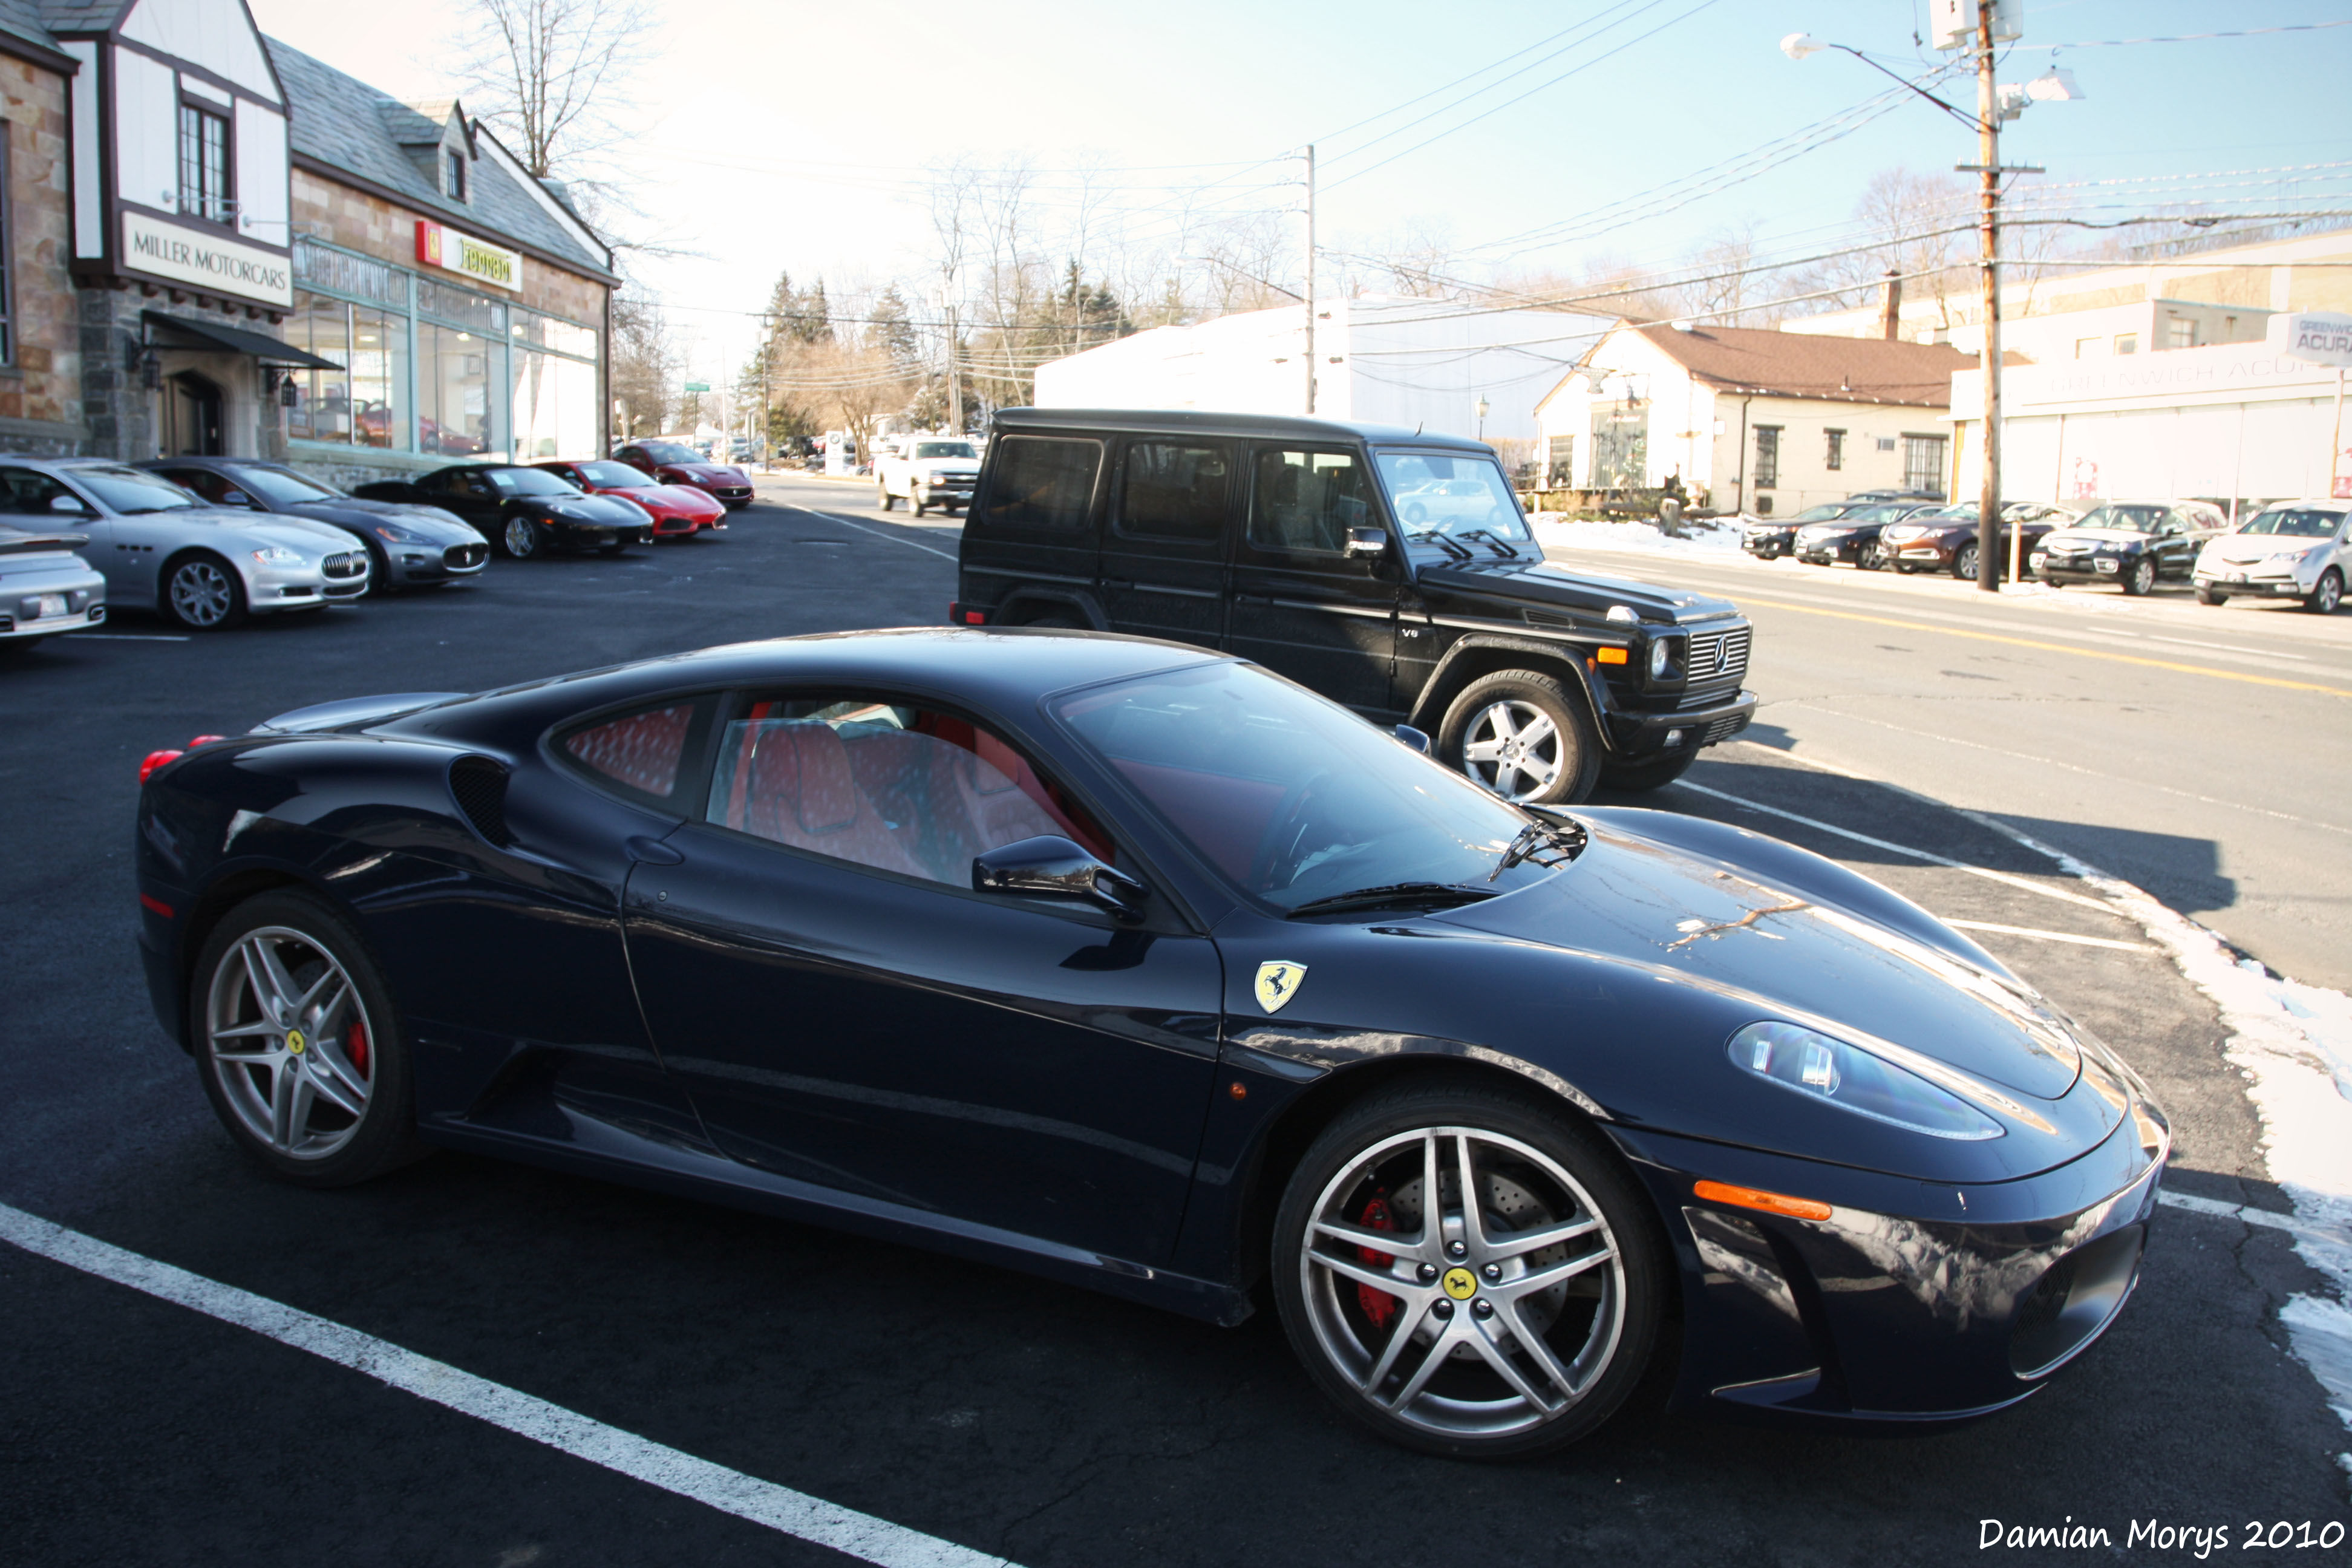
[
  {"x1": 347, "y1": 1016, "x2": 370, "y2": 1079},
  {"x1": 1356, "y1": 1193, "x2": 1399, "y2": 1330}
]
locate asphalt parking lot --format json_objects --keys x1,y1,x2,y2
[{"x1": 2, "y1": 479, "x2": 2346, "y2": 1565}]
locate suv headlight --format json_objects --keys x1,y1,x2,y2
[
  {"x1": 248, "y1": 546, "x2": 302, "y2": 565},
  {"x1": 1729, "y1": 1021, "x2": 2004, "y2": 1140},
  {"x1": 1648, "y1": 637, "x2": 1674, "y2": 679}
]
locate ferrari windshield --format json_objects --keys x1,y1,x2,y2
[
  {"x1": 1053, "y1": 661, "x2": 1558, "y2": 910},
  {"x1": 638, "y1": 442, "x2": 701, "y2": 464},
  {"x1": 77, "y1": 466, "x2": 202, "y2": 515},
  {"x1": 1374, "y1": 452, "x2": 1533, "y2": 545},
  {"x1": 2239, "y1": 507, "x2": 2342, "y2": 537},
  {"x1": 2074, "y1": 505, "x2": 2166, "y2": 533},
  {"x1": 575, "y1": 461, "x2": 654, "y2": 487},
  {"x1": 488, "y1": 468, "x2": 580, "y2": 497}
]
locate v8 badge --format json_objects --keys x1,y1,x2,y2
[{"x1": 1254, "y1": 960, "x2": 1308, "y2": 1014}]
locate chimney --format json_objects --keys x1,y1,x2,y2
[{"x1": 1879, "y1": 270, "x2": 1903, "y2": 342}]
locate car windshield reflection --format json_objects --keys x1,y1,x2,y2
[
  {"x1": 2238, "y1": 508, "x2": 2340, "y2": 538},
  {"x1": 1375, "y1": 452, "x2": 1533, "y2": 547},
  {"x1": 1054, "y1": 661, "x2": 1558, "y2": 912}
]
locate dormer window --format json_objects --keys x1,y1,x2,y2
[
  {"x1": 445, "y1": 148, "x2": 468, "y2": 202},
  {"x1": 178, "y1": 103, "x2": 232, "y2": 226}
]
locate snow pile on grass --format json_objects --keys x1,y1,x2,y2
[{"x1": 1531, "y1": 515, "x2": 1747, "y2": 561}]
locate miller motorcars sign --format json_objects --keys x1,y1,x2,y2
[{"x1": 120, "y1": 212, "x2": 293, "y2": 307}]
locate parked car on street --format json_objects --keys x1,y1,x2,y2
[
  {"x1": 533, "y1": 459, "x2": 726, "y2": 540},
  {"x1": 0, "y1": 522, "x2": 106, "y2": 643},
  {"x1": 2192, "y1": 500, "x2": 2349, "y2": 613},
  {"x1": 877, "y1": 436, "x2": 982, "y2": 516},
  {"x1": 614, "y1": 440, "x2": 754, "y2": 510},
  {"x1": 0, "y1": 458, "x2": 365, "y2": 629},
  {"x1": 1743, "y1": 501, "x2": 1865, "y2": 561},
  {"x1": 136, "y1": 627, "x2": 2169, "y2": 1460},
  {"x1": 1883, "y1": 503, "x2": 2066, "y2": 581},
  {"x1": 2030, "y1": 501, "x2": 2229, "y2": 595},
  {"x1": 1791, "y1": 500, "x2": 1945, "y2": 570},
  {"x1": 352, "y1": 464, "x2": 652, "y2": 560},
  {"x1": 139, "y1": 458, "x2": 489, "y2": 593},
  {"x1": 954, "y1": 410, "x2": 1756, "y2": 802}
]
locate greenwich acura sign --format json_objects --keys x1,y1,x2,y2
[{"x1": 120, "y1": 212, "x2": 293, "y2": 307}]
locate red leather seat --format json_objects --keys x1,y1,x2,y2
[{"x1": 732, "y1": 720, "x2": 927, "y2": 877}]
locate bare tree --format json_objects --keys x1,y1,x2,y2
[
  {"x1": 455, "y1": 0, "x2": 653, "y2": 184},
  {"x1": 607, "y1": 287, "x2": 679, "y2": 440}
]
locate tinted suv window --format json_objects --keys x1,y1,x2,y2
[
  {"x1": 1247, "y1": 448, "x2": 1371, "y2": 554},
  {"x1": 1117, "y1": 441, "x2": 1228, "y2": 541},
  {"x1": 978, "y1": 437, "x2": 1100, "y2": 533}
]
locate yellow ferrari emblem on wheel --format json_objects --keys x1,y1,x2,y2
[
  {"x1": 285, "y1": 1028, "x2": 306, "y2": 1054},
  {"x1": 1254, "y1": 961, "x2": 1308, "y2": 1014},
  {"x1": 1442, "y1": 1267, "x2": 1478, "y2": 1301}
]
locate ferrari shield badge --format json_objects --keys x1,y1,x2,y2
[{"x1": 1254, "y1": 960, "x2": 1308, "y2": 1014}]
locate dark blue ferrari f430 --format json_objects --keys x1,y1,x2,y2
[{"x1": 134, "y1": 628, "x2": 2168, "y2": 1459}]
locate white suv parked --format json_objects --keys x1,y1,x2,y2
[{"x1": 2193, "y1": 500, "x2": 2348, "y2": 613}]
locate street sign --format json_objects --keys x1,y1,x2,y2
[{"x1": 682, "y1": 381, "x2": 711, "y2": 392}]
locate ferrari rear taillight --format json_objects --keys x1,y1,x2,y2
[{"x1": 139, "y1": 750, "x2": 183, "y2": 783}]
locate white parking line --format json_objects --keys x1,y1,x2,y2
[
  {"x1": 1942, "y1": 918, "x2": 2154, "y2": 952},
  {"x1": 799, "y1": 509, "x2": 959, "y2": 562},
  {"x1": 71, "y1": 632, "x2": 191, "y2": 642},
  {"x1": 0, "y1": 1201, "x2": 1019, "y2": 1568},
  {"x1": 2158, "y1": 1189, "x2": 2349, "y2": 1249},
  {"x1": 1672, "y1": 779, "x2": 2122, "y2": 913}
]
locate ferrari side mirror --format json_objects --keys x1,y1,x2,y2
[
  {"x1": 973, "y1": 835, "x2": 1146, "y2": 920},
  {"x1": 1393, "y1": 724, "x2": 1431, "y2": 754}
]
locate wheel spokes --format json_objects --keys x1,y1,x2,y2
[
  {"x1": 1499, "y1": 1244, "x2": 1615, "y2": 1299},
  {"x1": 1313, "y1": 1215, "x2": 1434, "y2": 1265},
  {"x1": 1484, "y1": 1214, "x2": 1603, "y2": 1261},
  {"x1": 1466, "y1": 1316, "x2": 1562, "y2": 1413}
]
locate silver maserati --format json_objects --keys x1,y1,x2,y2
[{"x1": 0, "y1": 459, "x2": 367, "y2": 630}]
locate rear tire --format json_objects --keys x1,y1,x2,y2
[
  {"x1": 1597, "y1": 751, "x2": 1697, "y2": 792},
  {"x1": 1272, "y1": 1077, "x2": 1665, "y2": 1460},
  {"x1": 2307, "y1": 568, "x2": 2343, "y2": 615},
  {"x1": 2195, "y1": 586, "x2": 2227, "y2": 606},
  {"x1": 1438, "y1": 670, "x2": 1601, "y2": 806},
  {"x1": 189, "y1": 889, "x2": 426, "y2": 1188}
]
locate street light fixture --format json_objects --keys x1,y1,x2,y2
[
  {"x1": 1785, "y1": 18, "x2": 2076, "y2": 592},
  {"x1": 1475, "y1": 396, "x2": 1489, "y2": 441}
]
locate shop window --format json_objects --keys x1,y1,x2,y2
[
  {"x1": 2166, "y1": 318, "x2": 2196, "y2": 350},
  {"x1": 2114, "y1": 333, "x2": 2138, "y2": 356},
  {"x1": 1546, "y1": 434, "x2": 1575, "y2": 488},
  {"x1": 511, "y1": 349, "x2": 596, "y2": 460},
  {"x1": 177, "y1": 103, "x2": 231, "y2": 227},
  {"x1": 1824, "y1": 428, "x2": 1844, "y2": 471},
  {"x1": 2075, "y1": 336, "x2": 2103, "y2": 360},
  {"x1": 1902, "y1": 434, "x2": 1947, "y2": 496},
  {"x1": 287, "y1": 294, "x2": 407, "y2": 450},
  {"x1": 421, "y1": 321, "x2": 494, "y2": 457},
  {"x1": 1753, "y1": 426, "x2": 1781, "y2": 490}
]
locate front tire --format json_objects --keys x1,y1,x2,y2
[
  {"x1": 162, "y1": 553, "x2": 247, "y2": 630},
  {"x1": 912, "y1": 484, "x2": 929, "y2": 517},
  {"x1": 499, "y1": 515, "x2": 544, "y2": 560},
  {"x1": 2196, "y1": 586, "x2": 2228, "y2": 606},
  {"x1": 1272, "y1": 1078, "x2": 1664, "y2": 1460},
  {"x1": 1953, "y1": 541, "x2": 1980, "y2": 581},
  {"x1": 1439, "y1": 670, "x2": 1601, "y2": 805},
  {"x1": 189, "y1": 890, "x2": 424, "y2": 1187},
  {"x1": 878, "y1": 483, "x2": 897, "y2": 512},
  {"x1": 2122, "y1": 558, "x2": 2155, "y2": 596},
  {"x1": 2307, "y1": 568, "x2": 2343, "y2": 615},
  {"x1": 1859, "y1": 539, "x2": 1887, "y2": 571},
  {"x1": 1597, "y1": 751, "x2": 1697, "y2": 792}
]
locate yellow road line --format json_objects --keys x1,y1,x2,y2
[{"x1": 1730, "y1": 591, "x2": 2352, "y2": 697}]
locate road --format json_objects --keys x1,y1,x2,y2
[{"x1": 1, "y1": 475, "x2": 2344, "y2": 1566}]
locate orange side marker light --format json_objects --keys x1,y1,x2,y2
[
  {"x1": 1694, "y1": 1180, "x2": 1832, "y2": 1221},
  {"x1": 1595, "y1": 647, "x2": 1629, "y2": 665}
]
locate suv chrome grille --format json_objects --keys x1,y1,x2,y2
[{"x1": 1679, "y1": 626, "x2": 1752, "y2": 710}]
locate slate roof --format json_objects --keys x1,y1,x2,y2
[
  {"x1": 33, "y1": 1, "x2": 125, "y2": 30},
  {"x1": 267, "y1": 38, "x2": 613, "y2": 281},
  {"x1": 0, "y1": 0, "x2": 75, "y2": 54},
  {"x1": 1616, "y1": 322, "x2": 1976, "y2": 408}
]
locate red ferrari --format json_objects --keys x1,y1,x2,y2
[
  {"x1": 613, "y1": 440, "x2": 755, "y2": 510},
  {"x1": 534, "y1": 459, "x2": 727, "y2": 539}
]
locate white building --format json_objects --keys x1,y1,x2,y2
[
  {"x1": 1030, "y1": 295, "x2": 1606, "y2": 445},
  {"x1": 1948, "y1": 314, "x2": 2351, "y2": 514},
  {"x1": 1532, "y1": 321, "x2": 1978, "y2": 513}
]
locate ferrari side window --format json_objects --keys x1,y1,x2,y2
[
  {"x1": 708, "y1": 697, "x2": 1113, "y2": 884},
  {"x1": 560, "y1": 699, "x2": 710, "y2": 805}
]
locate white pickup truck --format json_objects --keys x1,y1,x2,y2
[{"x1": 876, "y1": 436, "x2": 982, "y2": 516}]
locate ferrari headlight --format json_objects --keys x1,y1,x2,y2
[
  {"x1": 248, "y1": 546, "x2": 302, "y2": 564},
  {"x1": 1730, "y1": 1022, "x2": 2004, "y2": 1140}
]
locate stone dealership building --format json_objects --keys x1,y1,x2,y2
[{"x1": 0, "y1": 0, "x2": 616, "y2": 483}]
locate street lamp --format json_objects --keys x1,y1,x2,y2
[
  {"x1": 1475, "y1": 396, "x2": 1489, "y2": 441},
  {"x1": 1785, "y1": 12, "x2": 2073, "y2": 592}
]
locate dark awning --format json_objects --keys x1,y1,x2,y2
[{"x1": 142, "y1": 310, "x2": 344, "y2": 371}]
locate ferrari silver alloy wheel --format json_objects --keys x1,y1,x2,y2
[
  {"x1": 1299, "y1": 1126, "x2": 1624, "y2": 1441},
  {"x1": 205, "y1": 926, "x2": 376, "y2": 1160},
  {"x1": 504, "y1": 516, "x2": 540, "y2": 558},
  {"x1": 1460, "y1": 699, "x2": 1561, "y2": 802},
  {"x1": 169, "y1": 560, "x2": 236, "y2": 626}
]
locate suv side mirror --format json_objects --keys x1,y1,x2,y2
[
  {"x1": 1344, "y1": 526, "x2": 1390, "y2": 560},
  {"x1": 973, "y1": 835, "x2": 1146, "y2": 920}
]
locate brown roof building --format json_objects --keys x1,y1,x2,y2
[{"x1": 1535, "y1": 319, "x2": 1983, "y2": 513}]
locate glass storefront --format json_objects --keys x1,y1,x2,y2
[{"x1": 287, "y1": 239, "x2": 600, "y2": 461}]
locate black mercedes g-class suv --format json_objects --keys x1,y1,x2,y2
[{"x1": 951, "y1": 409, "x2": 1756, "y2": 803}]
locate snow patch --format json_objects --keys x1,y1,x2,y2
[{"x1": 1530, "y1": 515, "x2": 1746, "y2": 561}]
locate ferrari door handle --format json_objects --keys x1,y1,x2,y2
[{"x1": 626, "y1": 835, "x2": 684, "y2": 866}]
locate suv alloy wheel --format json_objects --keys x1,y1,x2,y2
[{"x1": 1438, "y1": 670, "x2": 1602, "y2": 805}]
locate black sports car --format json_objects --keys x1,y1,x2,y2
[
  {"x1": 133, "y1": 630, "x2": 2167, "y2": 1459},
  {"x1": 352, "y1": 464, "x2": 650, "y2": 559},
  {"x1": 139, "y1": 458, "x2": 489, "y2": 591}
]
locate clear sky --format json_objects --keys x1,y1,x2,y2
[{"x1": 251, "y1": 0, "x2": 2352, "y2": 383}]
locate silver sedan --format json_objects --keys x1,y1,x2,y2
[
  {"x1": 0, "y1": 459, "x2": 367, "y2": 630},
  {"x1": 0, "y1": 523, "x2": 106, "y2": 644}
]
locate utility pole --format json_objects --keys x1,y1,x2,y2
[
  {"x1": 1973, "y1": 1, "x2": 2003, "y2": 593},
  {"x1": 946, "y1": 299, "x2": 962, "y2": 435},
  {"x1": 1303, "y1": 143, "x2": 1317, "y2": 416}
]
